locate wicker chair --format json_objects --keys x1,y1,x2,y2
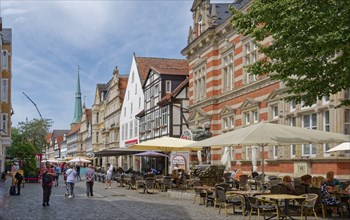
[
  {"x1": 246, "y1": 196, "x2": 280, "y2": 220},
  {"x1": 299, "y1": 193, "x2": 318, "y2": 220},
  {"x1": 216, "y1": 186, "x2": 245, "y2": 216},
  {"x1": 145, "y1": 177, "x2": 156, "y2": 194},
  {"x1": 239, "y1": 174, "x2": 249, "y2": 190}
]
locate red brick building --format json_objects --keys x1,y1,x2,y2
[{"x1": 182, "y1": 0, "x2": 350, "y2": 178}]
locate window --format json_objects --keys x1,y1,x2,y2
[
  {"x1": 127, "y1": 91, "x2": 130, "y2": 100},
  {"x1": 223, "y1": 117, "x2": 228, "y2": 129},
  {"x1": 322, "y1": 96, "x2": 330, "y2": 104},
  {"x1": 155, "y1": 109, "x2": 160, "y2": 127},
  {"x1": 147, "y1": 114, "x2": 152, "y2": 131},
  {"x1": 140, "y1": 117, "x2": 145, "y2": 133},
  {"x1": 166, "y1": 81, "x2": 171, "y2": 93},
  {"x1": 253, "y1": 110, "x2": 258, "y2": 123},
  {"x1": 302, "y1": 113, "x2": 317, "y2": 156},
  {"x1": 134, "y1": 120, "x2": 138, "y2": 137},
  {"x1": 273, "y1": 145, "x2": 278, "y2": 159},
  {"x1": 2, "y1": 50, "x2": 8, "y2": 70},
  {"x1": 245, "y1": 112, "x2": 250, "y2": 125},
  {"x1": 139, "y1": 97, "x2": 141, "y2": 108},
  {"x1": 1, "y1": 113, "x2": 7, "y2": 134},
  {"x1": 96, "y1": 112, "x2": 99, "y2": 123},
  {"x1": 290, "y1": 117, "x2": 296, "y2": 127},
  {"x1": 135, "y1": 84, "x2": 137, "y2": 94},
  {"x1": 154, "y1": 84, "x2": 159, "y2": 96},
  {"x1": 198, "y1": 15, "x2": 202, "y2": 35},
  {"x1": 222, "y1": 52, "x2": 234, "y2": 92},
  {"x1": 96, "y1": 132, "x2": 99, "y2": 143},
  {"x1": 243, "y1": 41, "x2": 258, "y2": 84},
  {"x1": 123, "y1": 107, "x2": 126, "y2": 117},
  {"x1": 290, "y1": 144, "x2": 296, "y2": 158},
  {"x1": 162, "y1": 107, "x2": 168, "y2": 126},
  {"x1": 194, "y1": 66, "x2": 206, "y2": 102},
  {"x1": 130, "y1": 103, "x2": 133, "y2": 114},
  {"x1": 230, "y1": 115, "x2": 235, "y2": 128},
  {"x1": 323, "y1": 110, "x2": 330, "y2": 132},
  {"x1": 302, "y1": 144, "x2": 317, "y2": 157},
  {"x1": 129, "y1": 121, "x2": 133, "y2": 138},
  {"x1": 301, "y1": 99, "x2": 316, "y2": 109},
  {"x1": 1, "y1": 79, "x2": 8, "y2": 102},
  {"x1": 303, "y1": 113, "x2": 317, "y2": 130},
  {"x1": 272, "y1": 105, "x2": 279, "y2": 119},
  {"x1": 345, "y1": 109, "x2": 350, "y2": 135},
  {"x1": 290, "y1": 100, "x2": 296, "y2": 112},
  {"x1": 125, "y1": 123, "x2": 128, "y2": 139},
  {"x1": 246, "y1": 147, "x2": 251, "y2": 160},
  {"x1": 145, "y1": 88, "x2": 150, "y2": 101},
  {"x1": 132, "y1": 71, "x2": 135, "y2": 83}
]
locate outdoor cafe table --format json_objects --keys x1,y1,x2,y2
[{"x1": 260, "y1": 194, "x2": 306, "y2": 220}]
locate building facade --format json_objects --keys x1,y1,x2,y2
[
  {"x1": 182, "y1": 0, "x2": 350, "y2": 178},
  {"x1": 0, "y1": 18, "x2": 12, "y2": 172},
  {"x1": 92, "y1": 67, "x2": 128, "y2": 168}
]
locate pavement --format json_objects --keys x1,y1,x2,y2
[{"x1": 0, "y1": 176, "x2": 334, "y2": 220}]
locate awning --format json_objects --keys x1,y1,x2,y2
[{"x1": 93, "y1": 148, "x2": 143, "y2": 157}]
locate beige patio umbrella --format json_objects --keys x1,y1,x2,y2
[
  {"x1": 327, "y1": 142, "x2": 350, "y2": 152},
  {"x1": 128, "y1": 136, "x2": 197, "y2": 175},
  {"x1": 128, "y1": 136, "x2": 197, "y2": 152},
  {"x1": 184, "y1": 122, "x2": 350, "y2": 188}
]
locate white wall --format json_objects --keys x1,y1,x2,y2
[{"x1": 119, "y1": 54, "x2": 145, "y2": 148}]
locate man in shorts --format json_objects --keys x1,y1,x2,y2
[{"x1": 105, "y1": 163, "x2": 113, "y2": 189}]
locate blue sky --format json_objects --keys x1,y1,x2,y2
[{"x1": 3, "y1": 0, "x2": 230, "y2": 130}]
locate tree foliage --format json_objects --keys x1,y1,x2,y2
[
  {"x1": 7, "y1": 119, "x2": 52, "y2": 174},
  {"x1": 230, "y1": 0, "x2": 350, "y2": 106}
]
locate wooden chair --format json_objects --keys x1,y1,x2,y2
[
  {"x1": 300, "y1": 193, "x2": 318, "y2": 220},
  {"x1": 216, "y1": 186, "x2": 245, "y2": 216}
]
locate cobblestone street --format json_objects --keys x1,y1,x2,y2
[
  {"x1": 0, "y1": 176, "x2": 236, "y2": 220},
  {"x1": 0, "y1": 177, "x2": 322, "y2": 220}
]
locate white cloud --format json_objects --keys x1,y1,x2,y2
[{"x1": 5, "y1": 1, "x2": 193, "y2": 130}]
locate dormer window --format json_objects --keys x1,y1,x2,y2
[
  {"x1": 166, "y1": 81, "x2": 171, "y2": 93},
  {"x1": 198, "y1": 15, "x2": 203, "y2": 35}
]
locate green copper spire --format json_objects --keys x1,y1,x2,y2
[{"x1": 72, "y1": 66, "x2": 82, "y2": 124}]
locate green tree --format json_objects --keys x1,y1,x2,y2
[
  {"x1": 7, "y1": 119, "x2": 52, "y2": 175},
  {"x1": 230, "y1": 0, "x2": 350, "y2": 106}
]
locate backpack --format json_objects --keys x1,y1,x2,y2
[
  {"x1": 9, "y1": 185, "x2": 16, "y2": 195},
  {"x1": 15, "y1": 172, "x2": 24, "y2": 182},
  {"x1": 42, "y1": 172, "x2": 52, "y2": 185}
]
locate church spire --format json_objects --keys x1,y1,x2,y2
[{"x1": 72, "y1": 65, "x2": 82, "y2": 125}]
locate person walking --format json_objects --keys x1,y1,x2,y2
[
  {"x1": 76, "y1": 164, "x2": 81, "y2": 181},
  {"x1": 85, "y1": 164, "x2": 95, "y2": 197},
  {"x1": 54, "y1": 165, "x2": 61, "y2": 186},
  {"x1": 105, "y1": 163, "x2": 113, "y2": 189},
  {"x1": 41, "y1": 162, "x2": 56, "y2": 207},
  {"x1": 65, "y1": 165, "x2": 77, "y2": 198}
]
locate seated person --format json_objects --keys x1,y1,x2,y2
[
  {"x1": 300, "y1": 174, "x2": 312, "y2": 192},
  {"x1": 320, "y1": 176, "x2": 341, "y2": 216},
  {"x1": 249, "y1": 168, "x2": 259, "y2": 179},
  {"x1": 325, "y1": 171, "x2": 340, "y2": 187},
  {"x1": 282, "y1": 175, "x2": 296, "y2": 194}
]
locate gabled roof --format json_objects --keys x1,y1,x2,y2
[
  {"x1": 85, "y1": 109, "x2": 92, "y2": 121},
  {"x1": 191, "y1": 0, "x2": 251, "y2": 25},
  {"x1": 135, "y1": 57, "x2": 188, "y2": 84},
  {"x1": 119, "y1": 76, "x2": 129, "y2": 101},
  {"x1": 67, "y1": 123, "x2": 81, "y2": 136},
  {"x1": 52, "y1": 129, "x2": 70, "y2": 138},
  {"x1": 158, "y1": 78, "x2": 189, "y2": 106}
]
